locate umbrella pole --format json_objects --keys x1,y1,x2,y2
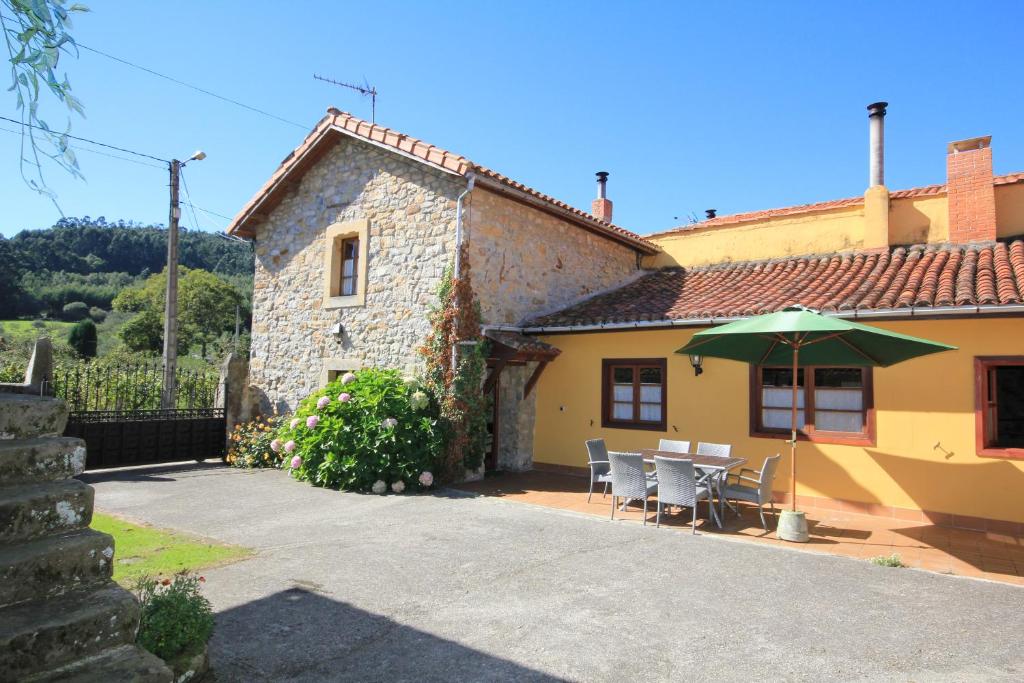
[{"x1": 790, "y1": 345, "x2": 799, "y2": 512}]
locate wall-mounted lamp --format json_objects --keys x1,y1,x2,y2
[
  {"x1": 689, "y1": 354, "x2": 703, "y2": 376},
  {"x1": 330, "y1": 322, "x2": 345, "y2": 342}
]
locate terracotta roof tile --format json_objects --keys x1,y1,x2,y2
[
  {"x1": 228, "y1": 109, "x2": 658, "y2": 253},
  {"x1": 648, "y1": 173, "x2": 1024, "y2": 238},
  {"x1": 525, "y1": 240, "x2": 1024, "y2": 327}
]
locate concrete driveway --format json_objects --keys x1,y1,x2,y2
[{"x1": 85, "y1": 464, "x2": 1024, "y2": 682}]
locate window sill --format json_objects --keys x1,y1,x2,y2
[
  {"x1": 750, "y1": 429, "x2": 876, "y2": 447},
  {"x1": 977, "y1": 447, "x2": 1024, "y2": 460},
  {"x1": 323, "y1": 294, "x2": 364, "y2": 309},
  {"x1": 601, "y1": 420, "x2": 667, "y2": 432}
]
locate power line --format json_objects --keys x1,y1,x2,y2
[
  {"x1": 183, "y1": 202, "x2": 235, "y2": 223},
  {"x1": 0, "y1": 124, "x2": 166, "y2": 170},
  {"x1": 0, "y1": 114, "x2": 169, "y2": 163},
  {"x1": 178, "y1": 168, "x2": 204, "y2": 231},
  {"x1": 78, "y1": 43, "x2": 307, "y2": 131}
]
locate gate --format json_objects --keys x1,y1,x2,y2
[{"x1": 53, "y1": 362, "x2": 226, "y2": 469}]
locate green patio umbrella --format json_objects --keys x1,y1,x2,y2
[{"x1": 676, "y1": 306, "x2": 956, "y2": 541}]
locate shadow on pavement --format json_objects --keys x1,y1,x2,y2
[{"x1": 210, "y1": 587, "x2": 564, "y2": 682}]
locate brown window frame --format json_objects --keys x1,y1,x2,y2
[
  {"x1": 975, "y1": 356, "x2": 1024, "y2": 460},
  {"x1": 749, "y1": 365, "x2": 875, "y2": 446},
  {"x1": 601, "y1": 358, "x2": 667, "y2": 431},
  {"x1": 339, "y1": 236, "x2": 359, "y2": 296}
]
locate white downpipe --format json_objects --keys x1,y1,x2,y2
[{"x1": 451, "y1": 173, "x2": 476, "y2": 371}]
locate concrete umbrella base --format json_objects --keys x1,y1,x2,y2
[{"x1": 777, "y1": 510, "x2": 810, "y2": 543}]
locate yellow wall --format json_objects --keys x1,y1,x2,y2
[
  {"x1": 532, "y1": 318, "x2": 1024, "y2": 524},
  {"x1": 996, "y1": 183, "x2": 1024, "y2": 238},
  {"x1": 648, "y1": 185, "x2": 1024, "y2": 269}
]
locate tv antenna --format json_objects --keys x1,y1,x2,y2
[{"x1": 313, "y1": 74, "x2": 378, "y2": 122}]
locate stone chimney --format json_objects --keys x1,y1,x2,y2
[
  {"x1": 947, "y1": 136, "x2": 996, "y2": 243},
  {"x1": 591, "y1": 171, "x2": 613, "y2": 223}
]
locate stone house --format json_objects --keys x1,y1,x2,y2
[
  {"x1": 229, "y1": 104, "x2": 1024, "y2": 534},
  {"x1": 226, "y1": 108, "x2": 657, "y2": 471}
]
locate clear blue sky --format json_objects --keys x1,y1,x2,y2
[{"x1": 2, "y1": 0, "x2": 1022, "y2": 238}]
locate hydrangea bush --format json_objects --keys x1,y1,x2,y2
[
  {"x1": 276, "y1": 368, "x2": 440, "y2": 492},
  {"x1": 226, "y1": 415, "x2": 283, "y2": 468}
]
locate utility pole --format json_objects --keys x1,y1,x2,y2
[
  {"x1": 161, "y1": 159, "x2": 181, "y2": 410},
  {"x1": 161, "y1": 150, "x2": 206, "y2": 410}
]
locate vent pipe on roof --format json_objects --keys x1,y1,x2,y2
[
  {"x1": 592, "y1": 171, "x2": 613, "y2": 223},
  {"x1": 867, "y1": 102, "x2": 888, "y2": 187}
]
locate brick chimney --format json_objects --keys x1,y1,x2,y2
[
  {"x1": 947, "y1": 136, "x2": 996, "y2": 243},
  {"x1": 591, "y1": 171, "x2": 613, "y2": 223}
]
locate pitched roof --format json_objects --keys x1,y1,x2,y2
[
  {"x1": 648, "y1": 173, "x2": 1024, "y2": 238},
  {"x1": 226, "y1": 109, "x2": 658, "y2": 254},
  {"x1": 525, "y1": 239, "x2": 1024, "y2": 328}
]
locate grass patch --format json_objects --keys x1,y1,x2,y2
[
  {"x1": 92, "y1": 512, "x2": 252, "y2": 586},
  {"x1": 869, "y1": 553, "x2": 905, "y2": 568},
  {"x1": 0, "y1": 319, "x2": 75, "y2": 343}
]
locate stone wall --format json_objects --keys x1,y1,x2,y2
[
  {"x1": 495, "y1": 364, "x2": 537, "y2": 472},
  {"x1": 466, "y1": 188, "x2": 640, "y2": 325},
  {"x1": 249, "y1": 136, "x2": 463, "y2": 412}
]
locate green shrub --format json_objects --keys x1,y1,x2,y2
[
  {"x1": 869, "y1": 553, "x2": 905, "y2": 568},
  {"x1": 61, "y1": 301, "x2": 89, "y2": 321},
  {"x1": 135, "y1": 573, "x2": 214, "y2": 661},
  {"x1": 88, "y1": 306, "x2": 108, "y2": 323},
  {"x1": 277, "y1": 368, "x2": 440, "y2": 492},
  {"x1": 227, "y1": 414, "x2": 283, "y2": 468},
  {"x1": 67, "y1": 319, "x2": 98, "y2": 358}
]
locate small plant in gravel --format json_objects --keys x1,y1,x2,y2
[
  {"x1": 869, "y1": 553, "x2": 905, "y2": 568},
  {"x1": 226, "y1": 414, "x2": 284, "y2": 468},
  {"x1": 135, "y1": 572, "x2": 214, "y2": 662},
  {"x1": 276, "y1": 368, "x2": 440, "y2": 492}
]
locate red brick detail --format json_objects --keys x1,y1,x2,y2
[
  {"x1": 947, "y1": 140, "x2": 997, "y2": 243},
  {"x1": 591, "y1": 198, "x2": 613, "y2": 224}
]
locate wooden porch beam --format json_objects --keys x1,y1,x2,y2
[
  {"x1": 483, "y1": 358, "x2": 507, "y2": 394},
  {"x1": 523, "y1": 361, "x2": 548, "y2": 399}
]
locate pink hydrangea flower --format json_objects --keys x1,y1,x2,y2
[
  {"x1": 306, "y1": 415, "x2": 319, "y2": 429},
  {"x1": 371, "y1": 480, "x2": 387, "y2": 495},
  {"x1": 284, "y1": 440, "x2": 296, "y2": 453},
  {"x1": 316, "y1": 396, "x2": 330, "y2": 410},
  {"x1": 381, "y1": 417, "x2": 398, "y2": 429},
  {"x1": 338, "y1": 392, "x2": 351, "y2": 403},
  {"x1": 341, "y1": 372, "x2": 357, "y2": 385},
  {"x1": 270, "y1": 439, "x2": 281, "y2": 453},
  {"x1": 391, "y1": 480, "x2": 405, "y2": 494},
  {"x1": 290, "y1": 418, "x2": 300, "y2": 430},
  {"x1": 419, "y1": 471, "x2": 434, "y2": 487},
  {"x1": 290, "y1": 455, "x2": 302, "y2": 469}
]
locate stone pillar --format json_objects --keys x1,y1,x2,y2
[
  {"x1": 496, "y1": 364, "x2": 537, "y2": 472},
  {"x1": 217, "y1": 353, "x2": 251, "y2": 432},
  {"x1": 0, "y1": 337, "x2": 53, "y2": 396}
]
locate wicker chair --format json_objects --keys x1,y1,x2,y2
[
  {"x1": 657, "y1": 439, "x2": 691, "y2": 453},
  {"x1": 695, "y1": 442, "x2": 732, "y2": 458},
  {"x1": 585, "y1": 439, "x2": 612, "y2": 503},
  {"x1": 722, "y1": 454, "x2": 782, "y2": 529},
  {"x1": 653, "y1": 457, "x2": 711, "y2": 533},
  {"x1": 608, "y1": 451, "x2": 658, "y2": 524}
]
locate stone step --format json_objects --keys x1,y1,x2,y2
[
  {"x1": 0, "y1": 394, "x2": 69, "y2": 440},
  {"x1": 0, "y1": 436, "x2": 87, "y2": 484},
  {"x1": 0, "y1": 529, "x2": 114, "y2": 608},
  {"x1": 24, "y1": 644, "x2": 173, "y2": 683},
  {"x1": 0, "y1": 480, "x2": 94, "y2": 545},
  {"x1": 0, "y1": 582, "x2": 140, "y2": 681}
]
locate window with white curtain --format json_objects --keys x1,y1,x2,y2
[
  {"x1": 755, "y1": 366, "x2": 870, "y2": 438},
  {"x1": 602, "y1": 359, "x2": 667, "y2": 430}
]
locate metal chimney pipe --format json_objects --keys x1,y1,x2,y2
[
  {"x1": 595, "y1": 171, "x2": 609, "y2": 199},
  {"x1": 867, "y1": 102, "x2": 888, "y2": 187}
]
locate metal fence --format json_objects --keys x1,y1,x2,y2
[{"x1": 52, "y1": 362, "x2": 219, "y2": 412}]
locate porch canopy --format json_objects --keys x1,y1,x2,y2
[{"x1": 483, "y1": 330, "x2": 561, "y2": 398}]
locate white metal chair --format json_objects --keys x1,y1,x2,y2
[
  {"x1": 653, "y1": 457, "x2": 711, "y2": 533},
  {"x1": 658, "y1": 438, "x2": 691, "y2": 453},
  {"x1": 585, "y1": 439, "x2": 612, "y2": 503},
  {"x1": 722, "y1": 454, "x2": 782, "y2": 529},
  {"x1": 608, "y1": 451, "x2": 658, "y2": 525}
]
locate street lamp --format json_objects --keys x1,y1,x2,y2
[{"x1": 161, "y1": 150, "x2": 207, "y2": 409}]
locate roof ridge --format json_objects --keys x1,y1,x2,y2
[{"x1": 648, "y1": 172, "x2": 1024, "y2": 239}]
